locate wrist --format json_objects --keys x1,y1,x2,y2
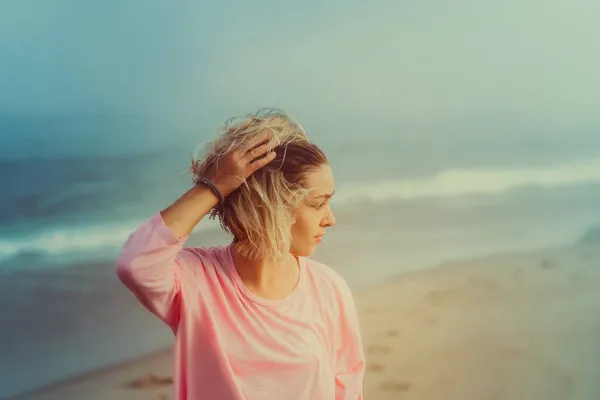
[
  {"x1": 208, "y1": 177, "x2": 239, "y2": 198},
  {"x1": 194, "y1": 177, "x2": 225, "y2": 207}
]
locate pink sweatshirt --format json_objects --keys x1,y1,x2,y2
[{"x1": 116, "y1": 212, "x2": 366, "y2": 399}]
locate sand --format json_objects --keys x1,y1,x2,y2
[{"x1": 13, "y1": 244, "x2": 600, "y2": 400}]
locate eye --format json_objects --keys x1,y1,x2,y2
[{"x1": 313, "y1": 202, "x2": 327, "y2": 210}]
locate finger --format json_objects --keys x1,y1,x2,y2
[
  {"x1": 249, "y1": 151, "x2": 276, "y2": 171},
  {"x1": 244, "y1": 129, "x2": 276, "y2": 151},
  {"x1": 244, "y1": 142, "x2": 275, "y2": 162}
]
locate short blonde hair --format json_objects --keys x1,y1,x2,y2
[{"x1": 189, "y1": 108, "x2": 328, "y2": 261}]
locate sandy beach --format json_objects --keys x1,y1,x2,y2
[{"x1": 12, "y1": 240, "x2": 600, "y2": 400}]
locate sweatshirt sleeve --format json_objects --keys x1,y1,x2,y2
[
  {"x1": 115, "y1": 211, "x2": 200, "y2": 331},
  {"x1": 335, "y1": 280, "x2": 367, "y2": 399}
]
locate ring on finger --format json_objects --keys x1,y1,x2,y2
[{"x1": 250, "y1": 149, "x2": 258, "y2": 158}]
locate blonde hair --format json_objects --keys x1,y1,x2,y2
[{"x1": 188, "y1": 108, "x2": 328, "y2": 261}]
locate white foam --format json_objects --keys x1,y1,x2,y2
[
  {"x1": 0, "y1": 215, "x2": 220, "y2": 268},
  {"x1": 334, "y1": 156, "x2": 600, "y2": 204}
]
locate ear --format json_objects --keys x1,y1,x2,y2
[{"x1": 290, "y1": 210, "x2": 298, "y2": 224}]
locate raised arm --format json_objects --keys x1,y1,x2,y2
[
  {"x1": 116, "y1": 130, "x2": 278, "y2": 329},
  {"x1": 115, "y1": 184, "x2": 224, "y2": 330}
]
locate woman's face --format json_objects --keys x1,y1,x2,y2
[{"x1": 289, "y1": 164, "x2": 336, "y2": 257}]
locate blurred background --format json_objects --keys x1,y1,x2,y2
[{"x1": 1, "y1": 1, "x2": 599, "y2": 399}]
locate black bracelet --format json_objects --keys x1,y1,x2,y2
[{"x1": 194, "y1": 177, "x2": 224, "y2": 210}]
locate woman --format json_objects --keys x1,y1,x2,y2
[{"x1": 116, "y1": 109, "x2": 366, "y2": 399}]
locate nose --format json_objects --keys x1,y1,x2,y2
[{"x1": 322, "y1": 205, "x2": 336, "y2": 228}]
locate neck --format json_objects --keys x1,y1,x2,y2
[{"x1": 230, "y1": 243, "x2": 298, "y2": 291}]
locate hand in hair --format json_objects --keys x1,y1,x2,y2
[
  {"x1": 202, "y1": 130, "x2": 278, "y2": 197},
  {"x1": 162, "y1": 117, "x2": 282, "y2": 238}
]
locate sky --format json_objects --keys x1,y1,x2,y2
[{"x1": 1, "y1": 0, "x2": 599, "y2": 141}]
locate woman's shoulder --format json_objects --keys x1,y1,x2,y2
[
  {"x1": 177, "y1": 245, "x2": 231, "y2": 277},
  {"x1": 184, "y1": 244, "x2": 226, "y2": 259},
  {"x1": 303, "y1": 257, "x2": 353, "y2": 298}
]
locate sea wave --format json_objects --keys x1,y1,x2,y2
[{"x1": 334, "y1": 156, "x2": 600, "y2": 204}]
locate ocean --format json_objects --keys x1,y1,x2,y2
[{"x1": 1, "y1": 115, "x2": 599, "y2": 398}]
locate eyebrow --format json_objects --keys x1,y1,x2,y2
[{"x1": 314, "y1": 190, "x2": 335, "y2": 199}]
